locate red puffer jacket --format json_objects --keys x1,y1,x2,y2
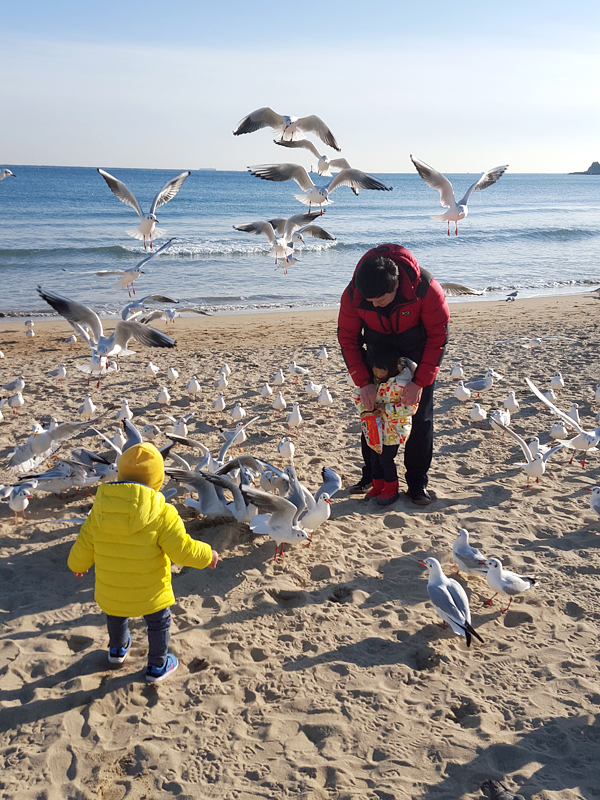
[{"x1": 338, "y1": 244, "x2": 450, "y2": 388}]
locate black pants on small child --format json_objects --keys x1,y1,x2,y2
[
  {"x1": 370, "y1": 444, "x2": 400, "y2": 482},
  {"x1": 106, "y1": 607, "x2": 171, "y2": 667}
]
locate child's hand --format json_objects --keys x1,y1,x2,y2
[
  {"x1": 209, "y1": 551, "x2": 219, "y2": 569},
  {"x1": 73, "y1": 571, "x2": 88, "y2": 577}
]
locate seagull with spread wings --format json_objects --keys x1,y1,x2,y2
[
  {"x1": 94, "y1": 238, "x2": 175, "y2": 296},
  {"x1": 274, "y1": 139, "x2": 351, "y2": 176},
  {"x1": 37, "y1": 287, "x2": 176, "y2": 360},
  {"x1": 410, "y1": 155, "x2": 508, "y2": 235},
  {"x1": 247, "y1": 163, "x2": 392, "y2": 214},
  {"x1": 97, "y1": 168, "x2": 191, "y2": 249},
  {"x1": 234, "y1": 211, "x2": 335, "y2": 265},
  {"x1": 233, "y1": 107, "x2": 340, "y2": 151}
]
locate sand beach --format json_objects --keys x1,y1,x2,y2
[{"x1": 1, "y1": 293, "x2": 599, "y2": 800}]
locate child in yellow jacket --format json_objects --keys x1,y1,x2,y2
[
  {"x1": 68, "y1": 442, "x2": 218, "y2": 683},
  {"x1": 354, "y1": 349, "x2": 419, "y2": 506}
]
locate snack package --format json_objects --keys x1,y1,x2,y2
[{"x1": 361, "y1": 410, "x2": 384, "y2": 454}]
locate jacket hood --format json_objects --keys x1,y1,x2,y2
[
  {"x1": 92, "y1": 482, "x2": 166, "y2": 534},
  {"x1": 117, "y1": 442, "x2": 164, "y2": 491}
]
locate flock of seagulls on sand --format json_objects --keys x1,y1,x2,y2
[{"x1": 0, "y1": 311, "x2": 347, "y2": 563}]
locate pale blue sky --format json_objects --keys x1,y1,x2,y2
[{"x1": 1, "y1": 1, "x2": 599, "y2": 172}]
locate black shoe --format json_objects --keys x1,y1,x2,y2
[
  {"x1": 409, "y1": 489, "x2": 433, "y2": 506},
  {"x1": 348, "y1": 479, "x2": 372, "y2": 495},
  {"x1": 377, "y1": 493, "x2": 399, "y2": 506}
]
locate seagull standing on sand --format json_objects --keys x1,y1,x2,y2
[
  {"x1": 231, "y1": 402, "x2": 247, "y2": 422},
  {"x1": 47, "y1": 363, "x2": 67, "y2": 384},
  {"x1": 97, "y1": 169, "x2": 191, "y2": 249},
  {"x1": 410, "y1": 155, "x2": 508, "y2": 235},
  {"x1": 278, "y1": 436, "x2": 295, "y2": 465},
  {"x1": 233, "y1": 107, "x2": 341, "y2": 150},
  {"x1": 450, "y1": 363, "x2": 464, "y2": 381},
  {"x1": 78, "y1": 393, "x2": 96, "y2": 420},
  {"x1": 289, "y1": 361, "x2": 310, "y2": 381},
  {"x1": 167, "y1": 366, "x2": 179, "y2": 384},
  {"x1": 2, "y1": 376, "x2": 25, "y2": 394},
  {"x1": 317, "y1": 385, "x2": 334, "y2": 409},
  {"x1": 273, "y1": 391, "x2": 286, "y2": 414},
  {"x1": 550, "y1": 372, "x2": 565, "y2": 393},
  {"x1": 470, "y1": 403, "x2": 487, "y2": 426},
  {"x1": 420, "y1": 558, "x2": 484, "y2": 647},
  {"x1": 455, "y1": 381, "x2": 471, "y2": 404},
  {"x1": 8, "y1": 485, "x2": 34, "y2": 523},
  {"x1": 484, "y1": 557, "x2": 538, "y2": 613},
  {"x1": 272, "y1": 369, "x2": 285, "y2": 386},
  {"x1": 212, "y1": 392, "x2": 226, "y2": 416},
  {"x1": 317, "y1": 346, "x2": 328, "y2": 361},
  {"x1": 156, "y1": 387, "x2": 171, "y2": 408},
  {"x1": 588, "y1": 486, "x2": 600, "y2": 516},
  {"x1": 465, "y1": 368, "x2": 500, "y2": 397},
  {"x1": 117, "y1": 399, "x2": 133, "y2": 421},
  {"x1": 305, "y1": 380, "x2": 323, "y2": 398},
  {"x1": 503, "y1": 391, "x2": 519, "y2": 415},
  {"x1": 259, "y1": 382, "x2": 273, "y2": 399},
  {"x1": 186, "y1": 376, "x2": 201, "y2": 400},
  {"x1": 248, "y1": 163, "x2": 392, "y2": 214},
  {"x1": 549, "y1": 421, "x2": 568, "y2": 440},
  {"x1": 452, "y1": 529, "x2": 488, "y2": 576},
  {"x1": 567, "y1": 403, "x2": 580, "y2": 425},
  {"x1": 286, "y1": 402, "x2": 303, "y2": 431},
  {"x1": 146, "y1": 362, "x2": 159, "y2": 382},
  {"x1": 213, "y1": 372, "x2": 228, "y2": 392}
]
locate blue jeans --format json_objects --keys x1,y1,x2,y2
[{"x1": 106, "y1": 607, "x2": 171, "y2": 667}]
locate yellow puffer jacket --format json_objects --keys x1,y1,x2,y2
[{"x1": 68, "y1": 482, "x2": 213, "y2": 617}]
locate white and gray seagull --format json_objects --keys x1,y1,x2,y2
[
  {"x1": 274, "y1": 139, "x2": 351, "y2": 176},
  {"x1": 410, "y1": 155, "x2": 508, "y2": 235},
  {"x1": 420, "y1": 557, "x2": 484, "y2": 647},
  {"x1": 233, "y1": 107, "x2": 341, "y2": 150},
  {"x1": 94, "y1": 238, "x2": 175, "y2": 296},
  {"x1": 247, "y1": 163, "x2": 392, "y2": 214},
  {"x1": 97, "y1": 168, "x2": 191, "y2": 249},
  {"x1": 37, "y1": 287, "x2": 176, "y2": 359},
  {"x1": 452, "y1": 529, "x2": 489, "y2": 576}
]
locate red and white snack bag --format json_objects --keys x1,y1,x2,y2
[{"x1": 361, "y1": 410, "x2": 384, "y2": 454}]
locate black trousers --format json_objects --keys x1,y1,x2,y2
[
  {"x1": 370, "y1": 444, "x2": 400, "y2": 482},
  {"x1": 360, "y1": 382, "x2": 435, "y2": 492}
]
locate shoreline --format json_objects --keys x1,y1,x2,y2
[{"x1": 1, "y1": 291, "x2": 597, "y2": 336}]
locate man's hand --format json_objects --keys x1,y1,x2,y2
[
  {"x1": 209, "y1": 550, "x2": 219, "y2": 569},
  {"x1": 401, "y1": 381, "x2": 423, "y2": 406},
  {"x1": 360, "y1": 384, "x2": 377, "y2": 411}
]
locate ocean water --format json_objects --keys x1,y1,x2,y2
[{"x1": 0, "y1": 166, "x2": 599, "y2": 317}]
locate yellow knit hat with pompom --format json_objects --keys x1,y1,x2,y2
[{"x1": 117, "y1": 442, "x2": 164, "y2": 491}]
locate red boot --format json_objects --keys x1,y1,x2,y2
[
  {"x1": 366, "y1": 479, "x2": 385, "y2": 498},
  {"x1": 377, "y1": 480, "x2": 399, "y2": 506}
]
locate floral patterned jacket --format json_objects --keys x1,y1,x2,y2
[{"x1": 354, "y1": 377, "x2": 419, "y2": 446}]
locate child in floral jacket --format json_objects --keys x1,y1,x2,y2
[{"x1": 353, "y1": 349, "x2": 419, "y2": 506}]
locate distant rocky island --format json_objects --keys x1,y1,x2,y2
[{"x1": 570, "y1": 161, "x2": 600, "y2": 175}]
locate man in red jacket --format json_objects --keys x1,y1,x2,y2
[{"x1": 338, "y1": 244, "x2": 449, "y2": 505}]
